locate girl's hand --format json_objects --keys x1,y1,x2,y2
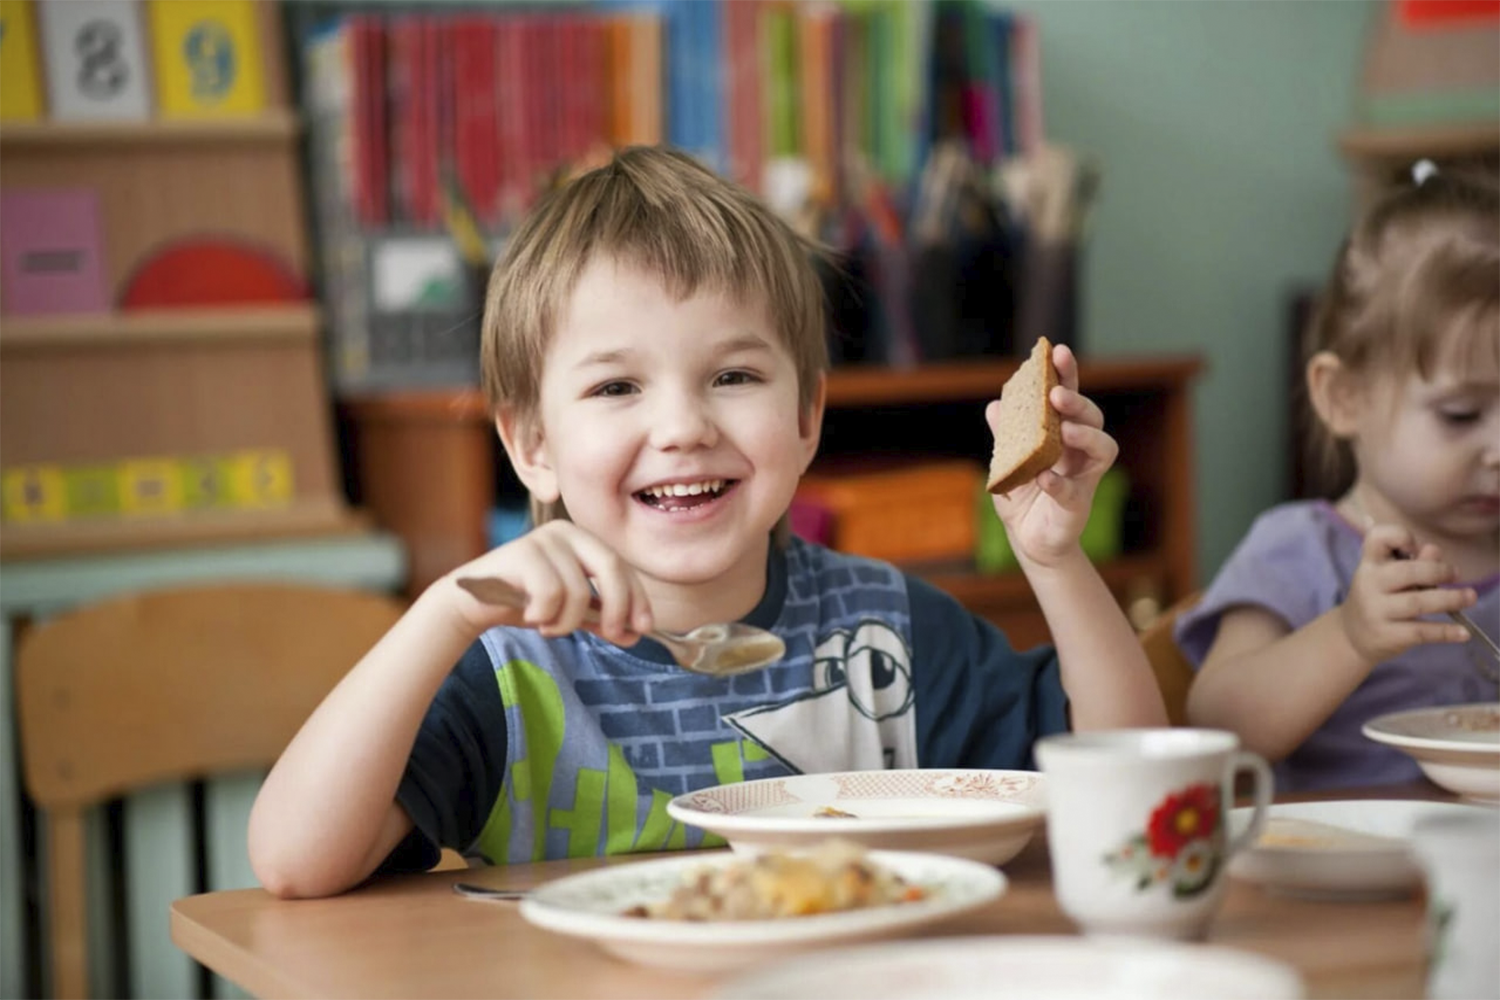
[
  {"x1": 437, "y1": 520, "x2": 654, "y2": 646},
  {"x1": 987, "y1": 344, "x2": 1118, "y2": 567},
  {"x1": 1338, "y1": 524, "x2": 1476, "y2": 664}
]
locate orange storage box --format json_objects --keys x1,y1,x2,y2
[{"x1": 794, "y1": 460, "x2": 984, "y2": 564}]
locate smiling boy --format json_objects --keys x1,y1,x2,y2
[{"x1": 249, "y1": 147, "x2": 1165, "y2": 898}]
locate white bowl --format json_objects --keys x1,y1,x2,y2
[
  {"x1": 713, "y1": 935, "x2": 1305, "y2": 1000},
  {"x1": 1227, "y1": 799, "x2": 1494, "y2": 900},
  {"x1": 518, "y1": 849, "x2": 1006, "y2": 973},
  {"x1": 1362, "y1": 703, "x2": 1500, "y2": 802},
  {"x1": 666, "y1": 769, "x2": 1046, "y2": 865}
]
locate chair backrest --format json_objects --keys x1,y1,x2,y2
[
  {"x1": 15, "y1": 582, "x2": 406, "y2": 999},
  {"x1": 1138, "y1": 591, "x2": 1202, "y2": 727}
]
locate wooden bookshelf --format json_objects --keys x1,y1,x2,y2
[
  {"x1": 0, "y1": 2, "x2": 360, "y2": 559},
  {"x1": 342, "y1": 357, "x2": 1203, "y2": 640},
  {"x1": 1338, "y1": 122, "x2": 1500, "y2": 162}
]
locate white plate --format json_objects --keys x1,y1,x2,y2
[
  {"x1": 1362, "y1": 703, "x2": 1500, "y2": 802},
  {"x1": 666, "y1": 769, "x2": 1046, "y2": 865},
  {"x1": 713, "y1": 936, "x2": 1305, "y2": 1000},
  {"x1": 518, "y1": 849, "x2": 1005, "y2": 973},
  {"x1": 1227, "y1": 799, "x2": 1495, "y2": 900}
]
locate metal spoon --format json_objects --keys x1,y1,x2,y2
[
  {"x1": 1389, "y1": 550, "x2": 1500, "y2": 664},
  {"x1": 452, "y1": 882, "x2": 529, "y2": 901},
  {"x1": 455, "y1": 576, "x2": 785, "y2": 677}
]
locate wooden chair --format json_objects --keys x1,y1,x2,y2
[
  {"x1": 15, "y1": 582, "x2": 407, "y2": 999},
  {"x1": 1138, "y1": 592, "x2": 1202, "y2": 726}
]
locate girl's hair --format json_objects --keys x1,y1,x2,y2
[
  {"x1": 479, "y1": 145, "x2": 830, "y2": 529},
  {"x1": 1300, "y1": 166, "x2": 1500, "y2": 496}
]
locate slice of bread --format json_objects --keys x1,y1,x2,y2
[{"x1": 986, "y1": 336, "x2": 1062, "y2": 495}]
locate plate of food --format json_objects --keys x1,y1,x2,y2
[
  {"x1": 712, "y1": 935, "x2": 1305, "y2": 1000},
  {"x1": 517, "y1": 840, "x2": 1005, "y2": 973},
  {"x1": 1361, "y1": 703, "x2": 1500, "y2": 802},
  {"x1": 1227, "y1": 799, "x2": 1494, "y2": 900},
  {"x1": 666, "y1": 769, "x2": 1046, "y2": 865}
]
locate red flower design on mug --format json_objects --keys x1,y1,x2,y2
[{"x1": 1146, "y1": 783, "x2": 1219, "y2": 859}]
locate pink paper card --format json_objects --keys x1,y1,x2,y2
[{"x1": 1, "y1": 188, "x2": 110, "y2": 315}]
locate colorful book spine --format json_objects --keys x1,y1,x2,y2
[{"x1": 0, "y1": 0, "x2": 45, "y2": 120}]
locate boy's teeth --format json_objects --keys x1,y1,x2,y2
[{"x1": 645, "y1": 479, "x2": 724, "y2": 498}]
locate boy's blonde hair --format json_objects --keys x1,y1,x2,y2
[
  {"x1": 480, "y1": 145, "x2": 830, "y2": 529},
  {"x1": 1300, "y1": 167, "x2": 1500, "y2": 496}
]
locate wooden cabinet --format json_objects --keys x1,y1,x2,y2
[
  {"x1": 0, "y1": 11, "x2": 363, "y2": 559},
  {"x1": 343, "y1": 356, "x2": 1202, "y2": 643},
  {"x1": 1338, "y1": 121, "x2": 1499, "y2": 207}
]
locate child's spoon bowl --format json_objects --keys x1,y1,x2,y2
[{"x1": 455, "y1": 576, "x2": 785, "y2": 677}]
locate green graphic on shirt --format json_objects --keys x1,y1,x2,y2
[
  {"x1": 490, "y1": 659, "x2": 566, "y2": 862},
  {"x1": 712, "y1": 737, "x2": 770, "y2": 785},
  {"x1": 478, "y1": 659, "x2": 753, "y2": 861}
]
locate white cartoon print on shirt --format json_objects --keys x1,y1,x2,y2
[{"x1": 725, "y1": 618, "x2": 918, "y2": 774}]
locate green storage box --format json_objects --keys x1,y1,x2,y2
[{"x1": 975, "y1": 467, "x2": 1129, "y2": 573}]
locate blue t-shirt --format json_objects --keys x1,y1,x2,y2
[
  {"x1": 1176, "y1": 501, "x2": 1499, "y2": 792},
  {"x1": 387, "y1": 537, "x2": 1069, "y2": 869}
]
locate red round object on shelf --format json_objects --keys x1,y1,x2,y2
[{"x1": 119, "y1": 238, "x2": 307, "y2": 308}]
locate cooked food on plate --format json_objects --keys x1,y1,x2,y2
[
  {"x1": 622, "y1": 840, "x2": 927, "y2": 921},
  {"x1": 1254, "y1": 816, "x2": 1402, "y2": 850}
]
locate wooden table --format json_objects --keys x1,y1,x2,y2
[{"x1": 171, "y1": 786, "x2": 1446, "y2": 1000}]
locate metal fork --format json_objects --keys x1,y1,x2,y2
[
  {"x1": 1391, "y1": 550, "x2": 1500, "y2": 662},
  {"x1": 1452, "y1": 609, "x2": 1500, "y2": 663}
]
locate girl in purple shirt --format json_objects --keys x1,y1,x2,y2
[{"x1": 1177, "y1": 166, "x2": 1499, "y2": 792}]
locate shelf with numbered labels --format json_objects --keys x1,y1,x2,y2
[
  {"x1": 0, "y1": 0, "x2": 361, "y2": 562},
  {"x1": 0, "y1": 303, "x2": 367, "y2": 560}
]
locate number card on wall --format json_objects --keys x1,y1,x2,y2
[
  {"x1": 0, "y1": 0, "x2": 45, "y2": 120},
  {"x1": 37, "y1": 0, "x2": 151, "y2": 121},
  {"x1": 147, "y1": 0, "x2": 265, "y2": 118}
]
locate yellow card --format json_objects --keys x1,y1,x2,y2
[
  {"x1": 120, "y1": 458, "x2": 184, "y2": 516},
  {"x1": 147, "y1": 0, "x2": 266, "y2": 117},
  {"x1": 0, "y1": 0, "x2": 44, "y2": 120},
  {"x1": 228, "y1": 449, "x2": 292, "y2": 506},
  {"x1": 2, "y1": 465, "x2": 66, "y2": 522}
]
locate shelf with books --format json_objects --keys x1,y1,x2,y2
[
  {"x1": 0, "y1": 1, "x2": 361, "y2": 561},
  {"x1": 341, "y1": 356, "x2": 1202, "y2": 642}
]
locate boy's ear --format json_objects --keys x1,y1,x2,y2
[
  {"x1": 796, "y1": 373, "x2": 827, "y2": 474},
  {"x1": 495, "y1": 407, "x2": 561, "y2": 503},
  {"x1": 1305, "y1": 350, "x2": 1361, "y2": 438}
]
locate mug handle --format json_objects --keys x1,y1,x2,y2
[{"x1": 1224, "y1": 750, "x2": 1274, "y2": 855}]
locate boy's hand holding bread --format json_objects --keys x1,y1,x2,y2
[{"x1": 985, "y1": 337, "x2": 1119, "y2": 566}]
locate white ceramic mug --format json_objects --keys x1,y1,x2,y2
[
  {"x1": 1035, "y1": 728, "x2": 1273, "y2": 940},
  {"x1": 1411, "y1": 810, "x2": 1500, "y2": 1000}
]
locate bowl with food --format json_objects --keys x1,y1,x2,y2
[{"x1": 1362, "y1": 703, "x2": 1500, "y2": 803}]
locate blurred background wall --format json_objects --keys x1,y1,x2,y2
[{"x1": 1010, "y1": 0, "x2": 1376, "y2": 579}]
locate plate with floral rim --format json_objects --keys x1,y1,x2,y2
[
  {"x1": 517, "y1": 849, "x2": 1006, "y2": 973},
  {"x1": 666, "y1": 769, "x2": 1047, "y2": 865}
]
